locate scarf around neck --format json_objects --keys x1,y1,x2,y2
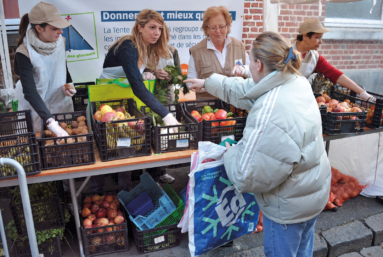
[{"x1": 25, "y1": 26, "x2": 57, "y2": 56}]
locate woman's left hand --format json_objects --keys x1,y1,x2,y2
[
  {"x1": 154, "y1": 69, "x2": 171, "y2": 81},
  {"x1": 142, "y1": 72, "x2": 156, "y2": 80},
  {"x1": 183, "y1": 78, "x2": 206, "y2": 92}
]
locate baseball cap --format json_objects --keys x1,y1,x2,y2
[
  {"x1": 299, "y1": 19, "x2": 330, "y2": 35},
  {"x1": 29, "y1": 1, "x2": 70, "y2": 29}
]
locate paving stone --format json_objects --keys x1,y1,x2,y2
[
  {"x1": 360, "y1": 246, "x2": 383, "y2": 257},
  {"x1": 227, "y1": 246, "x2": 265, "y2": 257},
  {"x1": 322, "y1": 221, "x2": 373, "y2": 257},
  {"x1": 364, "y1": 213, "x2": 383, "y2": 246},
  {"x1": 338, "y1": 253, "x2": 362, "y2": 257},
  {"x1": 313, "y1": 233, "x2": 328, "y2": 257}
]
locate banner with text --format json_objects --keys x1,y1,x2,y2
[{"x1": 19, "y1": 0, "x2": 244, "y2": 83}]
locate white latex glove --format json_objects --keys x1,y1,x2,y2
[
  {"x1": 47, "y1": 118, "x2": 69, "y2": 137},
  {"x1": 183, "y1": 79, "x2": 206, "y2": 92},
  {"x1": 162, "y1": 113, "x2": 180, "y2": 133},
  {"x1": 62, "y1": 83, "x2": 76, "y2": 97},
  {"x1": 142, "y1": 72, "x2": 156, "y2": 80},
  {"x1": 154, "y1": 69, "x2": 172, "y2": 81},
  {"x1": 360, "y1": 91, "x2": 376, "y2": 102},
  {"x1": 231, "y1": 65, "x2": 246, "y2": 77}
]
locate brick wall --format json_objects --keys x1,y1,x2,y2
[
  {"x1": 243, "y1": 0, "x2": 383, "y2": 70},
  {"x1": 0, "y1": 46, "x2": 19, "y2": 89}
]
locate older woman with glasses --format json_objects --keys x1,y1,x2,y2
[{"x1": 187, "y1": 6, "x2": 250, "y2": 100}]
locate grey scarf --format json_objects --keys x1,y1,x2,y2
[{"x1": 25, "y1": 27, "x2": 57, "y2": 56}]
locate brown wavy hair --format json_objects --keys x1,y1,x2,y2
[
  {"x1": 109, "y1": 9, "x2": 170, "y2": 70},
  {"x1": 201, "y1": 6, "x2": 232, "y2": 36},
  {"x1": 17, "y1": 13, "x2": 48, "y2": 46},
  {"x1": 251, "y1": 32, "x2": 302, "y2": 75}
]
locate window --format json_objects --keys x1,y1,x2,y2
[{"x1": 324, "y1": 0, "x2": 383, "y2": 29}]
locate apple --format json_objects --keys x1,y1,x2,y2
[
  {"x1": 101, "y1": 112, "x2": 117, "y2": 122},
  {"x1": 109, "y1": 203, "x2": 118, "y2": 210},
  {"x1": 87, "y1": 214, "x2": 96, "y2": 222},
  {"x1": 117, "y1": 210, "x2": 123, "y2": 217},
  {"x1": 116, "y1": 111, "x2": 125, "y2": 120},
  {"x1": 112, "y1": 195, "x2": 117, "y2": 200},
  {"x1": 100, "y1": 196, "x2": 105, "y2": 201},
  {"x1": 106, "y1": 234, "x2": 116, "y2": 244},
  {"x1": 94, "y1": 111, "x2": 102, "y2": 121},
  {"x1": 106, "y1": 222, "x2": 114, "y2": 232},
  {"x1": 83, "y1": 202, "x2": 92, "y2": 209},
  {"x1": 81, "y1": 208, "x2": 91, "y2": 218},
  {"x1": 93, "y1": 223, "x2": 104, "y2": 233},
  {"x1": 128, "y1": 120, "x2": 145, "y2": 134},
  {"x1": 99, "y1": 104, "x2": 107, "y2": 111},
  {"x1": 92, "y1": 195, "x2": 101, "y2": 202},
  {"x1": 84, "y1": 225, "x2": 93, "y2": 235},
  {"x1": 83, "y1": 219, "x2": 93, "y2": 227},
  {"x1": 101, "y1": 105, "x2": 113, "y2": 116},
  {"x1": 329, "y1": 99, "x2": 339, "y2": 108},
  {"x1": 114, "y1": 215, "x2": 125, "y2": 224},
  {"x1": 84, "y1": 197, "x2": 92, "y2": 204},
  {"x1": 104, "y1": 195, "x2": 113, "y2": 203},
  {"x1": 98, "y1": 218, "x2": 109, "y2": 226},
  {"x1": 107, "y1": 209, "x2": 118, "y2": 219},
  {"x1": 115, "y1": 107, "x2": 125, "y2": 114},
  {"x1": 96, "y1": 208, "x2": 107, "y2": 218},
  {"x1": 94, "y1": 200, "x2": 103, "y2": 206},
  {"x1": 102, "y1": 201, "x2": 110, "y2": 209},
  {"x1": 90, "y1": 204, "x2": 100, "y2": 214},
  {"x1": 332, "y1": 105, "x2": 344, "y2": 113},
  {"x1": 113, "y1": 200, "x2": 121, "y2": 209}
]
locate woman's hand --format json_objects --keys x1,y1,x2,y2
[
  {"x1": 360, "y1": 91, "x2": 376, "y2": 102},
  {"x1": 163, "y1": 113, "x2": 180, "y2": 133},
  {"x1": 231, "y1": 65, "x2": 246, "y2": 77},
  {"x1": 183, "y1": 79, "x2": 206, "y2": 92},
  {"x1": 154, "y1": 69, "x2": 172, "y2": 81},
  {"x1": 142, "y1": 72, "x2": 156, "y2": 80},
  {"x1": 62, "y1": 83, "x2": 76, "y2": 97}
]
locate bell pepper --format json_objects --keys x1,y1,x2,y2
[{"x1": 202, "y1": 106, "x2": 213, "y2": 115}]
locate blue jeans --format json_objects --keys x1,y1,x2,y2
[{"x1": 263, "y1": 214, "x2": 319, "y2": 257}]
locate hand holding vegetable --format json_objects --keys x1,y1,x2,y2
[
  {"x1": 231, "y1": 65, "x2": 246, "y2": 77},
  {"x1": 47, "y1": 118, "x2": 69, "y2": 138},
  {"x1": 142, "y1": 72, "x2": 156, "y2": 80},
  {"x1": 162, "y1": 113, "x2": 180, "y2": 133},
  {"x1": 62, "y1": 83, "x2": 76, "y2": 97},
  {"x1": 154, "y1": 69, "x2": 172, "y2": 81},
  {"x1": 183, "y1": 78, "x2": 206, "y2": 92}
]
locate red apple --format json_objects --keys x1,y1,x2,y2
[
  {"x1": 107, "y1": 209, "x2": 118, "y2": 219},
  {"x1": 113, "y1": 200, "x2": 121, "y2": 209},
  {"x1": 128, "y1": 120, "x2": 145, "y2": 134},
  {"x1": 108, "y1": 217, "x2": 114, "y2": 223},
  {"x1": 102, "y1": 201, "x2": 110, "y2": 209},
  {"x1": 90, "y1": 204, "x2": 100, "y2": 214},
  {"x1": 87, "y1": 214, "x2": 96, "y2": 222},
  {"x1": 117, "y1": 210, "x2": 123, "y2": 217},
  {"x1": 98, "y1": 218, "x2": 109, "y2": 226},
  {"x1": 114, "y1": 215, "x2": 125, "y2": 224},
  {"x1": 99, "y1": 104, "x2": 107, "y2": 111},
  {"x1": 94, "y1": 200, "x2": 103, "y2": 206},
  {"x1": 83, "y1": 202, "x2": 92, "y2": 209},
  {"x1": 94, "y1": 111, "x2": 102, "y2": 121},
  {"x1": 96, "y1": 208, "x2": 107, "y2": 218},
  {"x1": 104, "y1": 195, "x2": 113, "y2": 203},
  {"x1": 81, "y1": 208, "x2": 91, "y2": 218},
  {"x1": 84, "y1": 197, "x2": 92, "y2": 204},
  {"x1": 106, "y1": 234, "x2": 116, "y2": 244},
  {"x1": 83, "y1": 219, "x2": 93, "y2": 227},
  {"x1": 100, "y1": 195, "x2": 105, "y2": 201},
  {"x1": 101, "y1": 112, "x2": 117, "y2": 122},
  {"x1": 93, "y1": 223, "x2": 104, "y2": 233},
  {"x1": 92, "y1": 195, "x2": 101, "y2": 202},
  {"x1": 109, "y1": 202, "x2": 117, "y2": 210},
  {"x1": 106, "y1": 222, "x2": 114, "y2": 232},
  {"x1": 112, "y1": 195, "x2": 118, "y2": 200},
  {"x1": 115, "y1": 107, "x2": 125, "y2": 114},
  {"x1": 332, "y1": 105, "x2": 344, "y2": 113},
  {"x1": 84, "y1": 225, "x2": 93, "y2": 235}
]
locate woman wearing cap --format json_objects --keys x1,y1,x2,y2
[
  {"x1": 294, "y1": 19, "x2": 375, "y2": 101},
  {"x1": 186, "y1": 31, "x2": 331, "y2": 257},
  {"x1": 15, "y1": 1, "x2": 75, "y2": 134},
  {"x1": 187, "y1": 6, "x2": 251, "y2": 101}
]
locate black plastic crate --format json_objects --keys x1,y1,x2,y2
[
  {"x1": 183, "y1": 100, "x2": 247, "y2": 144},
  {"x1": 0, "y1": 110, "x2": 40, "y2": 179},
  {"x1": 90, "y1": 99, "x2": 151, "y2": 161},
  {"x1": 80, "y1": 190, "x2": 129, "y2": 257},
  {"x1": 39, "y1": 110, "x2": 95, "y2": 170},
  {"x1": 319, "y1": 105, "x2": 327, "y2": 132},
  {"x1": 324, "y1": 111, "x2": 367, "y2": 135},
  {"x1": 141, "y1": 104, "x2": 202, "y2": 153},
  {"x1": 0, "y1": 186, "x2": 14, "y2": 199},
  {"x1": 331, "y1": 85, "x2": 383, "y2": 129},
  {"x1": 132, "y1": 223, "x2": 181, "y2": 254},
  {"x1": 13, "y1": 235, "x2": 62, "y2": 257},
  {"x1": 72, "y1": 84, "x2": 90, "y2": 111},
  {"x1": 10, "y1": 181, "x2": 65, "y2": 237}
]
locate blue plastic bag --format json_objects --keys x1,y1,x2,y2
[{"x1": 188, "y1": 142, "x2": 259, "y2": 256}]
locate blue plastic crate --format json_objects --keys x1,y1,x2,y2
[
  {"x1": 118, "y1": 173, "x2": 176, "y2": 230},
  {"x1": 127, "y1": 191, "x2": 154, "y2": 218}
]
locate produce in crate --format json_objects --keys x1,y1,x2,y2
[
  {"x1": 43, "y1": 115, "x2": 89, "y2": 144},
  {"x1": 0, "y1": 146, "x2": 33, "y2": 176}
]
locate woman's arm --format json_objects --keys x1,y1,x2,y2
[
  {"x1": 117, "y1": 42, "x2": 170, "y2": 118},
  {"x1": 15, "y1": 53, "x2": 52, "y2": 122},
  {"x1": 186, "y1": 55, "x2": 197, "y2": 88}
]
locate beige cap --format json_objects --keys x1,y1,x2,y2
[
  {"x1": 29, "y1": 1, "x2": 70, "y2": 29},
  {"x1": 299, "y1": 19, "x2": 330, "y2": 35}
]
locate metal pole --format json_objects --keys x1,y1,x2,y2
[
  {"x1": 0, "y1": 158, "x2": 39, "y2": 257},
  {"x1": 0, "y1": 209, "x2": 9, "y2": 257},
  {"x1": 69, "y1": 178, "x2": 85, "y2": 257}
]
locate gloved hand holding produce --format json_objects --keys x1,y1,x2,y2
[
  {"x1": 183, "y1": 78, "x2": 206, "y2": 92},
  {"x1": 231, "y1": 65, "x2": 246, "y2": 77},
  {"x1": 62, "y1": 83, "x2": 76, "y2": 97},
  {"x1": 46, "y1": 118, "x2": 69, "y2": 137},
  {"x1": 142, "y1": 72, "x2": 156, "y2": 81},
  {"x1": 360, "y1": 91, "x2": 376, "y2": 102},
  {"x1": 162, "y1": 113, "x2": 180, "y2": 133},
  {"x1": 154, "y1": 69, "x2": 172, "y2": 81}
]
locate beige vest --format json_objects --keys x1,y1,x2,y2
[{"x1": 190, "y1": 37, "x2": 247, "y2": 79}]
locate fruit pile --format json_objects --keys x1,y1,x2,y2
[
  {"x1": 190, "y1": 106, "x2": 236, "y2": 130},
  {"x1": 0, "y1": 146, "x2": 33, "y2": 176},
  {"x1": 81, "y1": 194, "x2": 126, "y2": 253},
  {"x1": 43, "y1": 115, "x2": 89, "y2": 145},
  {"x1": 93, "y1": 104, "x2": 145, "y2": 151},
  {"x1": 323, "y1": 166, "x2": 367, "y2": 211}
]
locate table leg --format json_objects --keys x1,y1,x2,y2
[
  {"x1": 69, "y1": 178, "x2": 85, "y2": 257},
  {"x1": 325, "y1": 141, "x2": 330, "y2": 156}
]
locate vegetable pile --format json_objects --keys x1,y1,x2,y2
[
  {"x1": 154, "y1": 65, "x2": 189, "y2": 104},
  {"x1": 190, "y1": 106, "x2": 236, "y2": 134}
]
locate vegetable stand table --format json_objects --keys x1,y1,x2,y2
[{"x1": 0, "y1": 127, "x2": 382, "y2": 256}]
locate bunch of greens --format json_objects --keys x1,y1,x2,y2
[
  {"x1": 154, "y1": 65, "x2": 189, "y2": 104},
  {"x1": 0, "y1": 101, "x2": 6, "y2": 113}
]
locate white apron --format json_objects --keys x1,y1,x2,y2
[
  {"x1": 15, "y1": 25, "x2": 73, "y2": 132},
  {"x1": 292, "y1": 40, "x2": 318, "y2": 79}
]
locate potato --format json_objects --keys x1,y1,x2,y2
[
  {"x1": 78, "y1": 121, "x2": 86, "y2": 127},
  {"x1": 44, "y1": 130, "x2": 52, "y2": 137},
  {"x1": 65, "y1": 128, "x2": 72, "y2": 135},
  {"x1": 71, "y1": 121, "x2": 78, "y2": 128},
  {"x1": 45, "y1": 140, "x2": 54, "y2": 146},
  {"x1": 72, "y1": 129, "x2": 80, "y2": 135},
  {"x1": 59, "y1": 122, "x2": 67, "y2": 130},
  {"x1": 67, "y1": 138, "x2": 75, "y2": 144},
  {"x1": 77, "y1": 116, "x2": 86, "y2": 123}
]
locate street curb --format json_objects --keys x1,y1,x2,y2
[
  {"x1": 321, "y1": 220, "x2": 373, "y2": 257},
  {"x1": 364, "y1": 213, "x2": 383, "y2": 246},
  {"x1": 338, "y1": 253, "x2": 362, "y2": 257},
  {"x1": 313, "y1": 233, "x2": 328, "y2": 257}
]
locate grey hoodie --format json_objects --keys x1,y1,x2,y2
[{"x1": 205, "y1": 71, "x2": 331, "y2": 224}]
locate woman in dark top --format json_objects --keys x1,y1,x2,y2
[{"x1": 14, "y1": 2, "x2": 76, "y2": 134}]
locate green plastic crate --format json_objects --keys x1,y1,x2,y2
[{"x1": 141, "y1": 184, "x2": 185, "y2": 244}]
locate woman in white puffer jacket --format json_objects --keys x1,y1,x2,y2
[{"x1": 185, "y1": 31, "x2": 331, "y2": 257}]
